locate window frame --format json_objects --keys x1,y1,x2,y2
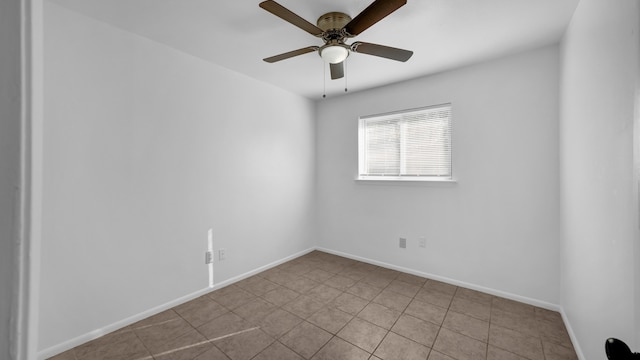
[{"x1": 357, "y1": 103, "x2": 455, "y2": 182}]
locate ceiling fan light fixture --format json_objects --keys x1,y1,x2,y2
[{"x1": 320, "y1": 45, "x2": 349, "y2": 64}]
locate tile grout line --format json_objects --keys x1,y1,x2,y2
[
  {"x1": 356, "y1": 273, "x2": 397, "y2": 358},
  {"x1": 368, "y1": 273, "x2": 433, "y2": 358},
  {"x1": 172, "y1": 297, "x2": 245, "y2": 360},
  {"x1": 486, "y1": 291, "x2": 493, "y2": 360},
  {"x1": 428, "y1": 284, "x2": 457, "y2": 359},
  {"x1": 130, "y1": 324, "x2": 157, "y2": 360}
]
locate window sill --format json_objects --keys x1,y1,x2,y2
[{"x1": 355, "y1": 176, "x2": 457, "y2": 184}]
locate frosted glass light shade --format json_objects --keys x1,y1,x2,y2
[{"x1": 320, "y1": 45, "x2": 349, "y2": 64}]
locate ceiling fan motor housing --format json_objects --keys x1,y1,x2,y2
[{"x1": 317, "y1": 12, "x2": 352, "y2": 32}]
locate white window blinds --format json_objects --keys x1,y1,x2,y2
[{"x1": 358, "y1": 104, "x2": 452, "y2": 180}]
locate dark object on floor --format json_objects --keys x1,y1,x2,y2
[{"x1": 606, "y1": 338, "x2": 640, "y2": 359}]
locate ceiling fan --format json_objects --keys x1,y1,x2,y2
[{"x1": 259, "y1": 0, "x2": 414, "y2": 80}]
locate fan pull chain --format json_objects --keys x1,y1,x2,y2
[
  {"x1": 344, "y1": 59, "x2": 348, "y2": 93},
  {"x1": 322, "y1": 62, "x2": 326, "y2": 99}
]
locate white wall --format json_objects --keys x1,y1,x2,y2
[
  {"x1": 39, "y1": 1, "x2": 640, "y2": 358},
  {"x1": 0, "y1": 0, "x2": 21, "y2": 358},
  {"x1": 316, "y1": 46, "x2": 561, "y2": 305},
  {"x1": 559, "y1": 1, "x2": 640, "y2": 359},
  {"x1": 40, "y1": 1, "x2": 316, "y2": 353}
]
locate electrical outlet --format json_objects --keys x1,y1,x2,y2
[
  {"x1": 419, "y1": 237, "x2": 426, "y2": 248},
  {"x1": 399, "y1": 238, "x2": 407, "y2": 249},
  {"x1": 205, "y1": 251, "x2": 213, "y2": 264},
  {"x1": 219, "y1": 248, "x2": 226, "y2": 261}
]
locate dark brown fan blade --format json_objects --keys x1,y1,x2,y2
[
  {"x1": 351, "y1": 41, "x2": 413, "y2": 62},
  {"x1": 263, "y1": 46, "x2": 319, "y2": 63},
  {"x1": 259, "y1": 1, "x2": 323, "y2": 36},
  {"x1": 344, "y1": 0, "x2": 407, "y2": 36},
  {"x1": 330, "y1": 62, "x2": 344, "y2": 79}
]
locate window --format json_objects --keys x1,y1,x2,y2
[{"x1": 358, "y1": 104, "x2": 453, "y2": 181}]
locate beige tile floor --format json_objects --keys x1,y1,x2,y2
[{"x1": 49, "y1": 251, "x2": 578, "y2": 360}]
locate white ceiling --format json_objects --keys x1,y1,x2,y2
[{"x1": 48, "y1": 0, "x2": 579, "y2": 99}]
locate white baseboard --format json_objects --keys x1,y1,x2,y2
[
  {"x1": 208, "y1": 247, "x2": 316, "y2": 291},
  {"x1": 38, "y1": 247, "x2": 316, "y2": 360},
  {"x1": 316, "y1": 247, "x2": 560, "y2": 311},
  {"x1": 37, "y1": 287, "x2": 211, "y2": 360},
  {"x1": 559, "y1": 307, "x2": 586, "y2": 360}
]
